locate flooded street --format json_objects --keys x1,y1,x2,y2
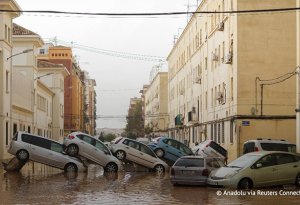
[{"x1": 0, "y1": 162, "x2": 299, "y2": 205}]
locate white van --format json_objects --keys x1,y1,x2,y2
[
  {"x1": 192, "y1": 140, "x2": 228, "y2": 163},
  {"x1": 243, "y1": 138, "x2": 296, "y2": 154}
]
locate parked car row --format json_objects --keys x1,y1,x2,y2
[{"x1": 170, "y1": 151, "x2": 300, "y2": 190}]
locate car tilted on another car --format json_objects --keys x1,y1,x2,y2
[
  {"x1": 8, "y1": 131, "x2": 85, "y2": 172},
  {"x1": 63, "y1": 132, "x2": 122, "y2": 172},
  {"x1": 192, "y1": 140, "x2": 228, "y2": 163},
  {"x1": 110, "y1": 137, "x2": 168, "y2": 173},
  {"x1": 170, "y1": 156, "x2": 225, "y2": 186},
  {"x1": 148, "y1": 137, "x2": 194, "y2": 163},
  {"x1": 207, "y1": 151, "x2": 300, "y2": 189}
]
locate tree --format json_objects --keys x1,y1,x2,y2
[{"x1": 125, "y1": 100, "x2": 144, "y2": 139}]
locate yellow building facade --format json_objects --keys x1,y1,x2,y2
[
  {"x1": 167, "y1": 0, "x2": 297, "y2": 161},
  {"x1": 144, "y1": 72, "x2": 169, "y2": 135}
]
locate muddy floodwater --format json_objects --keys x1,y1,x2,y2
[{"x1": 0, "y1": 162, "x2": 299, "y2": 205}]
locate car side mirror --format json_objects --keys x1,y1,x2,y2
[
  {"x1": 104, "y1": 150, "x2": 110, "y2": 155},
  {"x1": 255, "y1": 163, "x2": 262, "y2": 169}
]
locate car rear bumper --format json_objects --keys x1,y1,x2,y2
[{"x1": 170, "y1": 177, "x2": 207, "y2": 185}]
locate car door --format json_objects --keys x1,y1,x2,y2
[
  {"x1": 163, "y1": 139, "x2": 181, "y2": 161},
  {"x1": 138, "y1": 143, "x2": 157, "y2": 168},
  {"x1": 252, "y1": 154, "x2": 278, "y2": 187},
  {"x1": 123, "y1": 139, "x2": 140, "y2": 163},
  {"x1": 29, "y1": 136, "x2": 52, "y2": 165},
  {"x1": 91, "y1": 140, "x2": 111, "y2": 166},
  {"x1": 77, "y1": 134, "x2": 94, "y2": 158},
  {"x1": 47, "y1": 141, "x2": 65, "y2": 169},
  {"x1": 274, "y1": 153, "x2": 300, "y2": 184}
]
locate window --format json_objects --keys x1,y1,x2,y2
[
  {"x1": 81, "y1": 135, "x2": 93, "y2": 144},
  {"x1": 95, "y1": 140, "x2": 109, "y2": 154},
  {"x1": 256, "y1": 154, "x2": 276, "y2": 167},
  {"x1": 6, "y1": 71, "x2": 9, "y2": 92},
  {"x1": 221, "y1": 121, "x2": 225, "y2": 143},
  {"x1": 13, "y1": 123, "x2": 18, "y2": 136},
  {"x1": 210, "y1": 124, "x2": 213, "y2": 140},
  {"x1": 50, "y1": 142, "x2": 63, "y2": 153},
  {"x1": 275, "y1": 153, "x2": 295, "y2": 165},
  {"x1": 217, "y1": 123, "x2": 221, "y2": 143},
  {"x1": 5, "y1": 122, "x2": 9, "y2": 146},
  {"x1": 139, "y1": 144, "x2": 155, "y2": 157},
  {"x1": 5, "y1": 25, "x2": 8, "y2": 40},
  {"x1": 230, "y1": 121, "x2": 233, "y2": 143},
  {"x1": 174, "y1": 158, "x2": 204, "y2": 167},
  {"x1": 8, "y1": 27, "x2": 11, "y2": 43},
  {"x1": 37, "y1": 95, "x2": 46, "y2": 111},
  {"x1": 21, "y1": 134, "x2": 33, "y2": 144}
]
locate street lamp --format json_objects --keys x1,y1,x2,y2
[
  {"x1": 34, "y1": 73, "x2": 54, "y2": 80},
  {"x1": 7, "y1": 49, "x2": 33, "y2": 61}
]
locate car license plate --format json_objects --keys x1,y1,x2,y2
[{"x1": 183, "y1": 170, "x2": 195, "y2": 175}]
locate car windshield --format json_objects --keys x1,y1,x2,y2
[{"x1": 227, "y1": 154, "x2": 261, "y2": 168}]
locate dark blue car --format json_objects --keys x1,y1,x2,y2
[{"x1": 148, "y1": 137, "x2": 194, "y2": 163}]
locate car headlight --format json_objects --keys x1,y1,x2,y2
[{"x1": 224, "y1": 170, "x2": 240, "y2": 179}]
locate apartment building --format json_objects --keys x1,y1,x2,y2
[
  {"x1": 0, "y1": 0, "x2": 21, "y2": 161},
  {"x1": 37, "y1": 60, "x2": 69, "y2": 141},
  {"x1": 38, "y1": 46, "x2": 85, "y2": 134},
  {"x1": 167, "y1": 0, "x2": 297, "y2": 160},
  {"x1": 144, "y1": 72, "x2": 169, "y2": 135},
  {"x1": 82, "y1": 71, "x2": 97, "y2": 135}
]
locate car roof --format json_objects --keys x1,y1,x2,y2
[
  {"x1": 18, "y1": 131, "x2": 62, "y2": 144},
  {"x1": 245, "y1": 151, "x2": 300, "y2": 156},
  {"x1": 244, "y1": 139, "x2": 290, "y2": 144}
]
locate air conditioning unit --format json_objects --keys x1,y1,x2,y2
[
  {"x1": 212, "y1": 53, "x2": 218, "y2": 61},
  {"x1": 224, "y1": 53, "x2": 232, "y2": 64},
  {"x1": 217, "y1": 22, "x2": 224, "y2": 31},
  {"x1": 194, "y1": 76, "x2": 201, "y2": 84}
]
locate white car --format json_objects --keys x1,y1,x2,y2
[
  {"x1": 8, "y1": 131, "x2": 85, "y2": 172},
  {"x1": 192, "y1": 140, "x2": 228, "y2": 163},
  {"x1": 207, "y1": 151, "x2": 300, "y2": 189},
  {"x1": 63, "y1": 132, "x2": 122, "y2": 172},
  {"x1": 110, "y1": 137, "x2": 168, "y2": 173}
]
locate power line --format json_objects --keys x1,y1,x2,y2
[
  {"x1": 47, "y1": 38, "x2": 166, "y2": 62},
  {"x1": 1, "y1": 7, "x2": 300, "y2": 16}
]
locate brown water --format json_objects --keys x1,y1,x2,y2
[{"x1": 0, "y1": 162, "x2": 299, "y2": 205}]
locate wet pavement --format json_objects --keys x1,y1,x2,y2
[{"x1": 0, "y1": 162, "x2": 300, "y2": 205}]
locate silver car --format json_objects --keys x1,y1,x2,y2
[
  {"x1": 110, "y1": 137, "x2": 168, "y2": 173},
  {"x1": 8, "y1": 131, "x2": 85, "y2": 172},
  {"x1": 170, "y1": 156, "x2": 225, "y2": 185},
  {"x1": 64, "y1": 132, "x2": 122, "y2": 172},
  {"x1": 207, "y1": 151, "x2": 300, "y2": 189}
]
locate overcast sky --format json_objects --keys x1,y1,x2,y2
[{"x1": 14, "y1": 0, "x2": 195, "y2": 129}]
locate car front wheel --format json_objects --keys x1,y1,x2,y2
[
  {"x1": 154, "y1": 148, "x2": 164, "y2": 158},
  {"x1": 295, "y1": 173, "x2": 300, "y2": 187},
  {"x1": 16, "y1": 150, "x2": 29, "y2": 162},
  {"x1": 67, "y1": 144, "x2": 79, "y2": 157},
  {"x1": 105, "y1": 163, "x2": 118, "y2": 172},
  {"x1": 115, "y1": 150, "x2": 126, "y2": 160},
  {"x1": 154, "y1": 164, "x2": 165, "y2": 174},
  {"x1": 64, "y1": 163, "x2": 78, "y2": 172},
  {"x1": 238, "y1": 178, "x2": 253, "y2": 189}
]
